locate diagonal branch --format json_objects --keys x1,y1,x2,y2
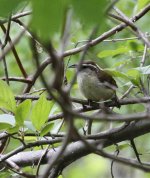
[
  {"x1": 7, "y1": 118, "x2": 150, "y2": 174},
  {"x1": 23, "y1": 4, "x2": 150, "y2": 93}
]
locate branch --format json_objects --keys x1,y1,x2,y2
[
  {"x1": 23, "y1": 4, "x2": 150, "y2": 93},
  {"x1": 63, "y1": 4, "x2": 150, "y2": 56},
  {"x1": 0, "y1": 11, "x2": 32, "y2": 24},
  {"x1": 7, "y1": 118, "x2": 150, "y2": 173}
]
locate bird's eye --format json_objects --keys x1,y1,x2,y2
[{"x1": 82, "y1": 65, "x2": 88, "y2": 69}]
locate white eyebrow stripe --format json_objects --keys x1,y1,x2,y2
[{"x1": 82, "y1": 64, "x2": 97, "y2": 70}]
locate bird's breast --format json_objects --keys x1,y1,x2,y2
[{"x1": 77, "y1": 71, "x2": 115, "y2": 101}]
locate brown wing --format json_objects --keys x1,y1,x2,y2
[
  {"x1": 96, "y1": 68, "x2": 118, "y2": 89},
  {"x1": 82, "y1": 60, "x2": 117, "y2": 89}
]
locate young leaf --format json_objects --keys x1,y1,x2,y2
[
  {"x1": 31, "y1": 94, "x2": 52, "y2": 131},
  {"x1": 15, "y1": 99, "x2": 31, "y2": 126},
  {"x1": 40, "y1": 122, "x2": 54, "y2": 136},
  {"x1": 0, "y1": 80, "x2": 16, "y2": 112}
]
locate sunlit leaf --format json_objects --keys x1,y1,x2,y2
[
  {"x1": 15, "y1": 99, "x2": 31, "y2": 126},
  {"x1": 0, "y1": 80, "x2": 16, "y2": 112},
  {"x1": 31, "y1": 94, "x2": 52, "y2": 131}
]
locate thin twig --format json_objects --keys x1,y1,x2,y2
[
  {"x1": 0, "y1": 11, "x2": 32, "y2": 24},
  {"x1": 130, "y1": 139, "x2": 142, "y2": 164},
  {"x1": 0, "y1": 28, "x2": 26, "y2": 63},
  {"x1": 36, "y1": 145, "x2": 51, "y2": 177},
  {"x1": 23, "y1": 4, "x2": 150, "y2": 94},
  {"x1": 0, "y1": 138, "x2": 62, "y2": 162},
  {"x1": 140, "y1": 44, "x2": 148, "y2": 67},
  {"x1": 1, "y1": 77, "x2": 32, "y2": 83},
  {"x1": 112, "y1": 7, "x2": 150, "y2": 47},
  {"x1": 0, "y1": 17, "x2": 11, "y2": 85},
  {"x1": 67, "y1": 26, "x2": 98, "y2": 92},
  {"x1": 0, "y1": 24, "x2": 28, "y2": 78},
  {"x1": 64, "y1": 4, "x2": 150, "y2": 57},
  {"x1": 111, "y1": 144, "x2": 119, "y2": 178}
]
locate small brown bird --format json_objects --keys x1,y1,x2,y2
[{"x1": 70, "y1": 61, "x2": 119, "y2": 106}]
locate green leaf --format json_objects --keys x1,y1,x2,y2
[
  {"x1": 98, "y1": 47, "x2": 128, "y2": 58},
  {"x1": 31, "y1": 0, "x2": 109, "y2": 39},
  {"x1": 8, "y1": 125, "x2": 19, "y2": 133},
  {"x1": 126, "y1": 69, "x2": 140, "y2": 86},
  {"x1": 0, "y1": 123, "x2": 12, "y2": 130},
  {"x1": 15, "y1": 99, "x2": 31, "y2": 126},
  {"x1": 31, "y1": 0, "x2": 68, "y2": 39},
  {"x1": 118, "y1": 142, "x2": 130, "y2": 150},
  {"x1": 0, "y1": 0, "x2": 27, "y2": 18},
  {"x1": 0, "y1": 114, "x2": 15, "y2": 130},
  {"x1": 0, "y1": 80, "x2": 16, "y2": 112},
  {"x1": 104, "y1": 69, "x2": 129, "y2": 80},
  {"x1": 71, "y1": 0, "x2": 108, "y2": 26},
  {"x1": 31, "y1": 94, "x2": 52, "y2": 131},
  {"x1": 40, "y1": 122, "x2": 54, "y2": 136}
]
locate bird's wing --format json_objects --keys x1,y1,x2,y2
[{"x1": 97, "y1": 68, "x2": 118, "y2": 89}]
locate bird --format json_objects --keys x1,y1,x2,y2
[{"x1": 69, "y1": 60, "x2": 119, "y2": 107}]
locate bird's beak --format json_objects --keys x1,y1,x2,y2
[{"x1": 68, "y1": 64, "x2": 77, "y2": 68}]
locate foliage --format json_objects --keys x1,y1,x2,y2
[
  {"x1": 31, "y1": 94, "x2": 52, "y2": 131},
  {"x1": 0, "y1": 0, "x2": 150, "y2": 177},
  {"x1": 0, "y1": 80, "x2": 16, "y2": 112}
]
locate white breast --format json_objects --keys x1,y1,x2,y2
[{"x1": 77, "y1": 69, "x2": 115, "y2": 101}]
